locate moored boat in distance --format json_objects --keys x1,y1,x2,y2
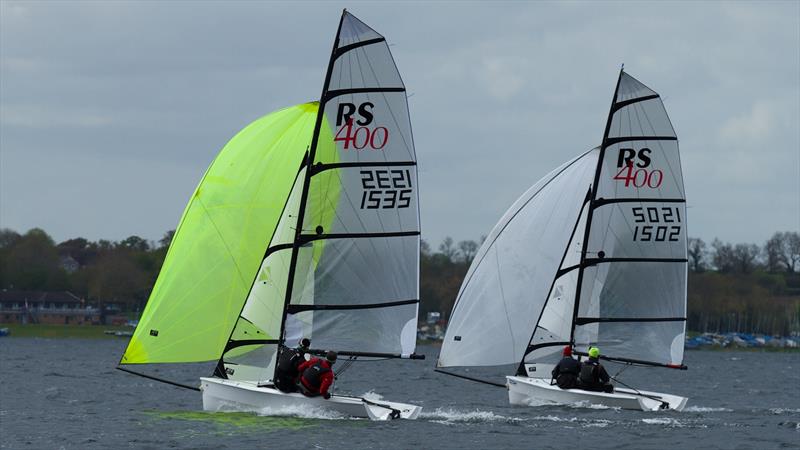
[
  {"x1": 437, "y1": 68, "x2": 689, "y2": 411},
  {"x1": 118, "y1": 9, "x2": 424, "y2": 420}
]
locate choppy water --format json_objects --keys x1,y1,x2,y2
[{"x1": 1, "y1": 339, "x2": 798, "y2": 449}]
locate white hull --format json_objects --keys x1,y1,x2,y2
[
  {"x1": 506, "y1": 376, "x2": 688, "y2": 411},
  {"x1": 200, "y1": 377, "x2": 421, "y2": 421}
]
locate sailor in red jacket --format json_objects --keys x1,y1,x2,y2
[{"x1": 297, "y1": 350, "x2": 337, "y2": 399}]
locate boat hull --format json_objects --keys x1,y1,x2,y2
[
  {"x1": 200, "y1": 377, "x2": 421, "y2": 420},
  {"x1": 506, "y1": 376, "x2": 688, "y2": 411}
]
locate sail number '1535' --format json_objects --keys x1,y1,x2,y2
[
  {"x1": 632, "y1": 206, "x2": 681, "y2": 242},
  {"x1": 360, "y1": 169, "x2": 413, "y2": 209}
]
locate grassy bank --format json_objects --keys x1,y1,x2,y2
[{"x1": 0, "y1": 323, "x2": 132, "y2": 339}]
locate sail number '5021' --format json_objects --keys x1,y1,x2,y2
[
  {"x1": 632, "y1": 206, "x2": 681, "y2": 241},
  {"x1": 360, "y1": 169, "x2": 413, "y2": 209},
  {"x1": 613, "y1": 148, "x2": 662, "y2": 188},
  {"x1": 335, "y1": 102, "x2": 388, "y2": 150}
]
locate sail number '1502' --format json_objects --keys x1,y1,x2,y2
[
  {"x1": 632, "y1": 206, "x2": 682, "y2": 242},
  {"x1": 360, "y1": 169, "x2": 413, "y2": 209}
]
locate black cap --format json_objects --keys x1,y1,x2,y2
[
  {"x1": 326, "y1": 350, "x2": 337, "y2": 363},
  {"x1": 299, "y1": 338, "x2": 310, "y2": 348}
]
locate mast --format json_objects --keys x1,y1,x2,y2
[
  {"x1": 568, "y1": 67, "x2": 624, "y2": 345},
  {"x1": 274, "y1": 10, "x2": 347, "y2": 380}
]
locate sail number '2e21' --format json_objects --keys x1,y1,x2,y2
[{"x1": 360, "y1": 169, "x2": 413, "y2": 209}]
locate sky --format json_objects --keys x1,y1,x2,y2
[{"x1": 1, "y1": 1, "x2": 798, "y2": 248}]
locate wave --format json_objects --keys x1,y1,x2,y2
[
  {"x1": 683, "y1": 406, "x2": 733, "y2": 412},
  {"x1": 769, "y1": 408, "x2": 800, "y2": 415},
  {"x1": 255, "y1": 404, "x2": 348, "y2": 420},
  {"x1": 419, "y1": 407, "x2": 521, "y2": 425},
  {"x1": 641, "y1": 417, "x2": 707, "y2": 428}
]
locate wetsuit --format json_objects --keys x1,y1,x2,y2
[
  {"x1": 297, "y1": 357, "x2": 335, "y2": 398},
  {"x1": 551, "y1": 356, "x2": 581, "y2": 389},
  {"x1": 578, "y1": 357, "x2": 613, "y2": 393},
  {"x1": 273, "y1": 346, "x2": 306, "y2": 393}
]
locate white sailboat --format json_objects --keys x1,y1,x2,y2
[
  {"x1": 118, "y1": 10, "x2": 423, "y2": 421},
  {"x1": 437, "y1": 69, "x2": 689, "y2": 412}
]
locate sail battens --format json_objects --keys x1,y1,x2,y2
[
  {"x1": 311, "y1": 161, "x2": 416, "y2": 175},
  {"x1": 287, "y1": 299, "x2": 418, "y2": 313},
  {"x1": 524, "y1": 341, "x2": 572, "y2": 355},
  {"x1": 584, "y1": 257, "x2": 688, "y2": 265},
  {"x1": 556, "y1": 257, "x2": 688, "y2": 278},
  {"x1": 603, "y1": 136, "x2": 677, "y2": 146},
  {"x1": 333, "y1": 37, "x2": 386, "y2": 60},
  {"x1": 262, "y1": 243, "x2": 294, "y2": 258},
  {"x1": 224, "y1": 339, "x2": 281, "y2": 352},
  {"x1": 299, "y1": 231, "x2": 420, "y2": 243},
  {"x1": 612, "y1": 94, "x2": 660, "y2": 112},
  {"x1": 592, "y1": 198, "x2": 685, "y2": 208},
  {"x1": 324, "y1": 87, "x2": 406, "y2": 102},
  {"x1": 574, "y1": 317, "x2": 686, "y2": 325}
]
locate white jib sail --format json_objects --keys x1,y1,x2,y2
[{"x1": 438, "y1": 149, "x2": 598, "y2": 368}]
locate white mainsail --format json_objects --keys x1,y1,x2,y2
[{"x1": 220, "y1": 11, "x2": 421, "y2": 383}]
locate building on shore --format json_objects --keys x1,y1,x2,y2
[{"x1": 0, "y1": 290, "x2": 101, "y2": 325}]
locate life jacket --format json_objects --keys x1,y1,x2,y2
[
  {"x1": 557, "y1": 357, "x2": 580, "y2": 375},
  {"x1": 276, "y1": 347, "x2": 304, "y2": 376},
  {"x1": 579, "y1": 360, "x2": 599, "y2": 385},
  {"x1": 300, "y1": 360, "x2": 331, "y2": 392}
]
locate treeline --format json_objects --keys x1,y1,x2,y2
[
  {"x1": 419, "y1": 233, "x2": 800, "y2": 336},
  {"x1": 1, "y1": 228, "x2": 798, "y2": 334},
  {"x1": 0, "y1": 228, "x2": 174, "y2": 311}
]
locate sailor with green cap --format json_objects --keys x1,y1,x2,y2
[{"x1": 579, "y1": 346, "x2": 613, "y2": 393}]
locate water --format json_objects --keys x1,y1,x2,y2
[{"x1": 1, "y1": 339, "x2": 798, "y2": 449}]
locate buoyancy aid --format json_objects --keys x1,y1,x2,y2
[
  {"x1": 277, "y1": 347, "x2": 304, "y2": 376},
  {"x1": 579, "y1": 360, "x2": 599, "y2": 385},
  {"x1": 556, "y1": 357, "x2": 580, "y2": 375},
  {"x1": 300, "y1": 360, "x2": 331, "y2": 392}
]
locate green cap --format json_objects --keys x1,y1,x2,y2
[{"x1": 588, "y1": 347, "x2": 600, "y2": 358}]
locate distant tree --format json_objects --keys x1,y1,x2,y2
[
  {"x1": 119, "y1": 235, "x2": 150, "y2": 252},
  {"x1": 420, "y1": 239, "x2": 431, "y2": 257},
  {"x1": 0, "y1": 229, "x2": 21, "y2": 249},
  {"x1": 87, "y1": 252, "x2": 150, "y2": 309},
  {"x1": 688, "y1": 237, "x2": 708, "y2": 273},
  {"x1": 439, "y1": 237, "x2": 457, "y2": 261},
  {"x1": 57, "y1": 237, "x2": 97, "y2": 266},
  {"x1": 2, "y1": 228, "x2": 64, "y2": 290},
  {"x1": 765, "y1": 231, "x2": 800, "y2": 273},
  {"x1": 711, "y1": 239, "x2": 735, "y2": 273},
  {"x1": 457, "y1": 240, "x2": 479, "y2": 264},
  {"x1": 732, "y1": 243, "x2": 761, "y2": 273},
  {"x1": 159, "y1": 230, "x2": 175, "y2": 249}
]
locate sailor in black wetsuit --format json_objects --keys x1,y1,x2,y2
[
  {"x1": 273, "y1": 338, "x2": 310, "y2": 393},
  {"x1": 578, "y1": 346, "x2": 614, "y2": 393},
  {"x1": 551, "y1": 345, "x2": 581, "y2": 389}
]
